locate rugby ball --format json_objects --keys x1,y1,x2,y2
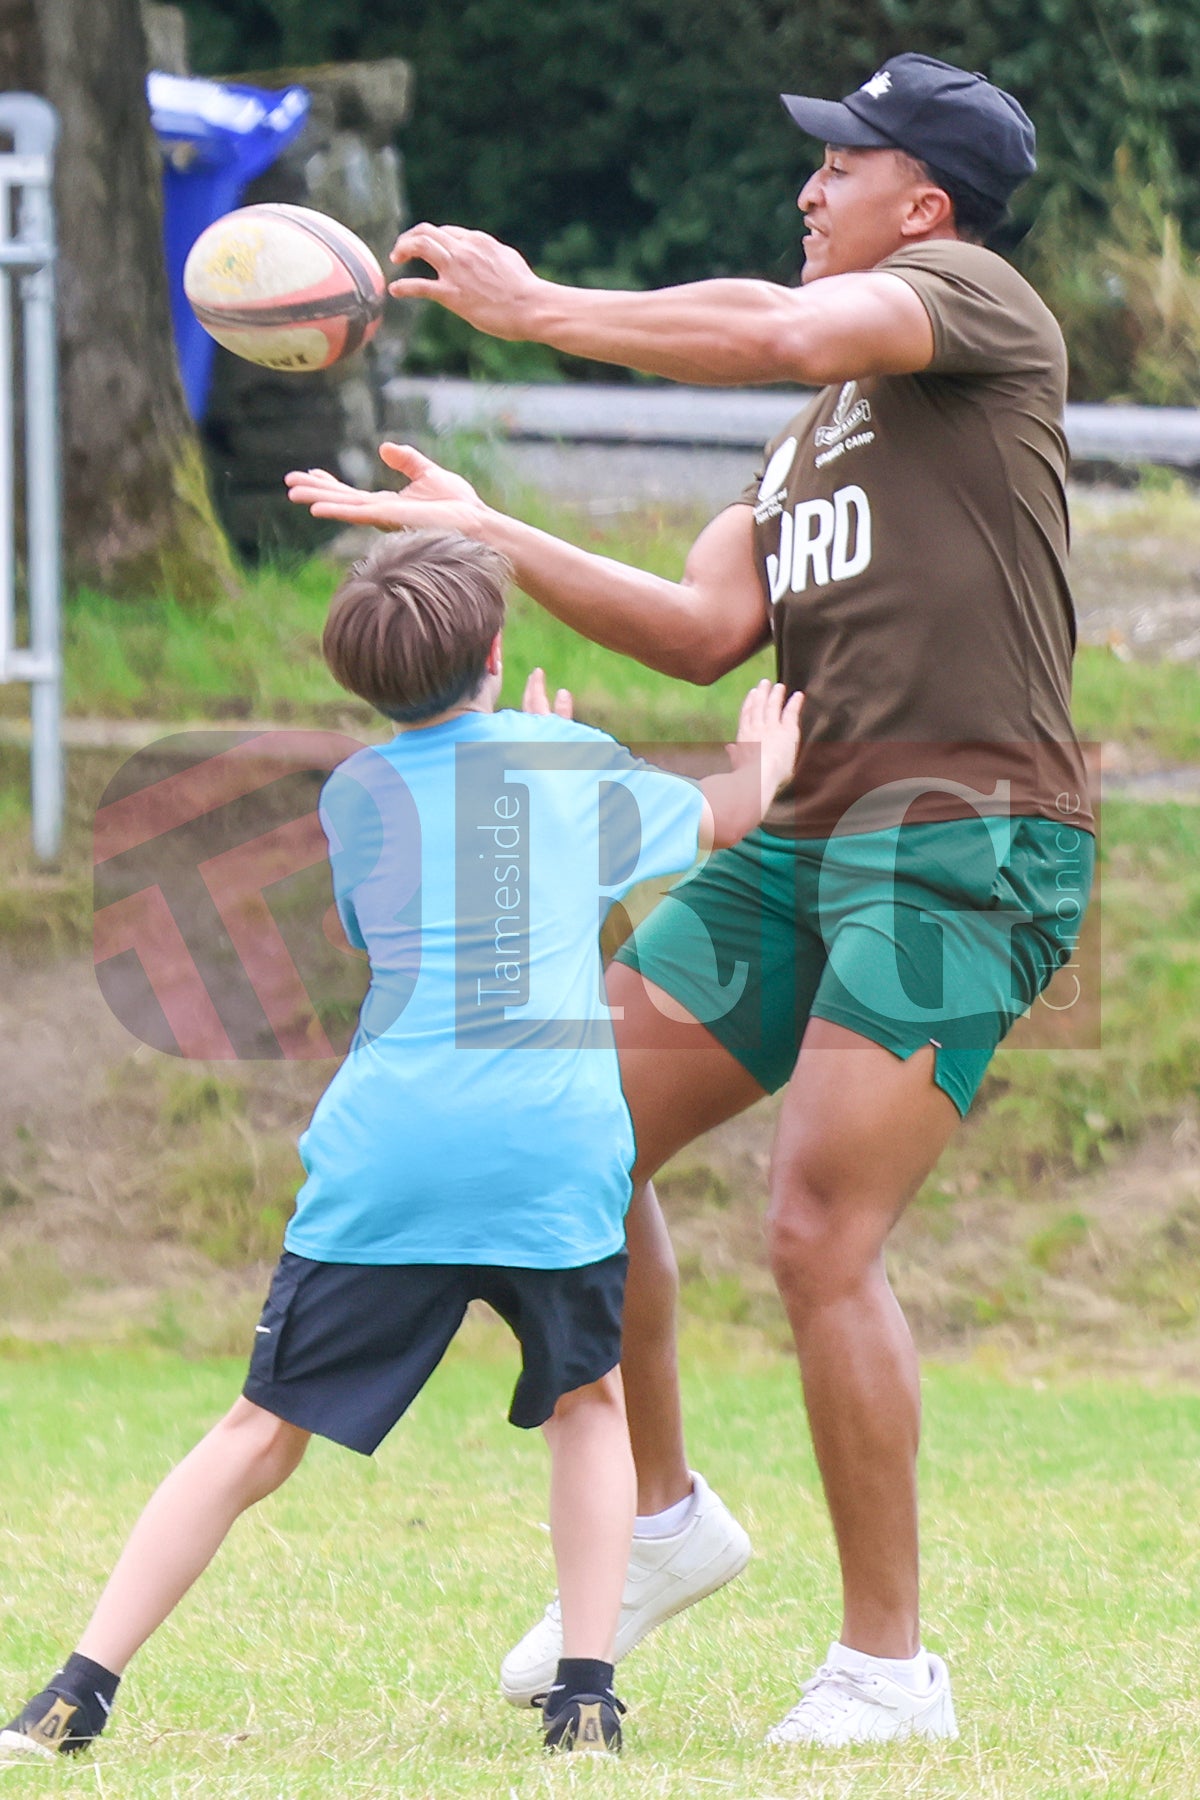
[{"x1": 183, "y1": 203, "x2": 386, "y2": 373}]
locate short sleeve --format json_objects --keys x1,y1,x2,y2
[
  {"x1": 879, "y1": 241, "x2": 1065, "y2": 382},
  {"x1": 482, "y1": 713, "x2": 706, "y2": 901},
  {"x1": 596, "y1": 752, "x2": 705, "y2": 898},
  {"x1": 317, "y1": 767, "x2": 378, "y2": 950}
]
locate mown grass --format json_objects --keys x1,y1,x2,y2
[
  {"x1": 1071, "y1": 649, "x2": 1200, "y2": 764},
  {"x1": 1, "y1": 1342, "x2": 1200, "y2": 1798}
]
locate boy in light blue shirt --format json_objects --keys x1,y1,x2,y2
[{"x1": 3, "y1": 531, "x2": 800, "y2": 1761}]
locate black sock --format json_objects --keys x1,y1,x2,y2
[
  {"x1": 15, "y1": 1653, "x2": 120, "y2": 1752},
  {"x1": 545, "y1": 1658, "x2": 615, "y2": 1711},
  {"x1": 58, "y1": 1654, "x2": 120, "y2": 1715}
]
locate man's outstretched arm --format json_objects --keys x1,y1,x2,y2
[
  {"x1": 388, "y1": 223, "x2": 934, "y2": 387},
  {"x1": 286, "y1": 444, "x2": 770, "y2": 685}
]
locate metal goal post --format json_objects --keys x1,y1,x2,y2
[{"x1": 0, "y1": 93, "x2": 62, "y2": 863}]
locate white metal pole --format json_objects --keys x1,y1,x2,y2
[
  {"x1": 21, "y1": 146, "x2": 62, "y2": 861},
  {"x1": 0, "y1": 166, "x2": 13, "y2": 681},
  {"x1": 0, "y1": 95, "x2": 61, "y2": 863}
]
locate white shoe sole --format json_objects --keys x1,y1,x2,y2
[
  {"x1": 0, "y1": 1729, "x2": 55, "y2": 1760},
  {"x1": 766, "y1": 1710, "x2": 959, "y2": 1748}
]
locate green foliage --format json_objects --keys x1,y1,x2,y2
[
  {"x1": 177, "y1": 1, "x2": 1200, "y2": 394},
  {"x1": 1026, "y1": 150, "x2": 1200, "y2": 404}
]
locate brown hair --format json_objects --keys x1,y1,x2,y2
[{"x1": 323, "y1": 530, "x2": 510, "y2": 722}]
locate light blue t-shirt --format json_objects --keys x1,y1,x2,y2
[{"x1": 286, "y1": 710, "x2": 705, "y2": 1268}]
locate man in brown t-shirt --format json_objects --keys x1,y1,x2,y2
[
  {"x1": 747, "y1": 233, "x2": 1091, "y2": 842},
  {"x1": 287, "y1": 54, "x2": 1094, "y2": 1748}
]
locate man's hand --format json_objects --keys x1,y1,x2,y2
[
  {"x1": 728, "y1": 679, "x2": 804, "y2": 809},
  {"x1": 389, "y1": 223, "x2": 546, "y2": 340},
  {"x1": 284, "y1": 443, "x2": 482, "y2": 534},
  {"x1": 521, "y1": 667, "x2": 574, "y2": 719}
]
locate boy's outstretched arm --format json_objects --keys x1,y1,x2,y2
[
  {"x1": 519, "y1": 664, "x2": 800, "y2": 854},
  {"x1": 698, "y1": 679, "x2": 803, "y2": 852}
]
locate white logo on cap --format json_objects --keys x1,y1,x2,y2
[{"x1": 861, "y1": 70, "x2": 892, "y2": 99}]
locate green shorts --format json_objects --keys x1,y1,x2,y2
[{"x1": 613, "y1": 815, "x2": 1095, "y2": 1117}]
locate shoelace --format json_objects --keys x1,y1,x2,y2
[{"x1": 777, "y1": 1663, "x2": 886, "y2": 1729}]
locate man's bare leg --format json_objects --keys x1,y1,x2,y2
[
  {"x1": 608, "y1": 961, "x2": 768, "y2": 1514},
  {"x1": 765, "y1": 1020, "x2": 959, "y2": 1660},
  {"x1": 619, "y1": 1183, "x2": 690, "y2": 1514}
]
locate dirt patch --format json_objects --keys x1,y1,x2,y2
[
  {"x1": 4, "y1": 948, "x2": 1198, "y2": 1378},
  {"x1": 659, "y1": 1098, "x2": 1200, "y2": 1380},
  {"x1": 0, "y1": 949, "x2": 324, "y2": 1352}
]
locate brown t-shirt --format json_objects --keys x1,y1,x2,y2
[{"x1": 740, "y1": 238, "x2": 1094, "y2": 838}]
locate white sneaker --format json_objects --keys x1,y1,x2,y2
[
  {"x1": 499, "y1": 1470, "x2": 751, "y2": 1706},
  {"x1": 765, "y1": 1644, "x2": 958, "y2": 1748},
  {"x1": 0, "y1": 1729, "x2": 54, "y2": 1760}
]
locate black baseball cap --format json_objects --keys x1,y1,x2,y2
[{"x1": 781, "y1": 54, "x2": 1036, "y2": 205}]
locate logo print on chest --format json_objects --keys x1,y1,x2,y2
[
  {"x1": 766, "y1": 484, "x2": 873, "y2": 604},
  {"x1": 753, "y1": 436, "x2": 799, "y2": 523},
  {"x1": 814, "y1": 382, "x2": 872, "y2": 448},
  {"x1": 813, "y1": 383, "x2": 876, "y2": 470}
]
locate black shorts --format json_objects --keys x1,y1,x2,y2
[{"x1": 242, "y1": 1250, "x2": 628, "y2": 1455}]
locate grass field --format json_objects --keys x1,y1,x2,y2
[{"x1": 2, "y1": 1335, "x2": 1200, "y2": 1798}]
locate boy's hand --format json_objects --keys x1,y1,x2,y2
[
  {"x1": 728, "y1": 679, "x2": 803, "y2": 804},
  {"x1": 521, "y1": 667, "x2": 574, "y2": 719},
  {"x1": 697, "y1": 680, "x2": 803, "y2": 852},
  {"x1": 284, "y1": 443, "x2": 482, "y2": 533}
]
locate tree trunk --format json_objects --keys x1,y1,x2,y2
[{"x1": 4, "y1": 0, "x2": 236, "y2": 604}]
